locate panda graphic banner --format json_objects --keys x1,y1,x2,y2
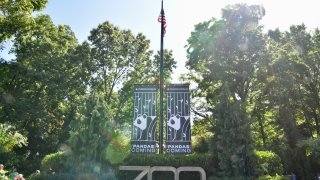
[
  {"x1": 131, "y1": 84, "x2": 158, "y2": 153},
  {"x1": 166, "y1": 84, "x2": 192, "y2": 154}
]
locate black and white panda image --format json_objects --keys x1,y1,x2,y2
[
  {"x1": 168, "y1": 114, "x2": 181, "y2": 131},
  {"x1": 133, "y1": 114, "x2": 147, "y2": 130}
]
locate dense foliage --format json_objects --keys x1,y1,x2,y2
[
  {"x1": 186, "y1": 4, "x2": 267, "y2": 178},
  {"x1": 36, "y1": 152, "x2": 214, "y2": 180},
  {"x1": 1, "y1": 1, "x2": 320, "y2": 179},
  {"x1": 0, "y1": 0, "x2": 48, "y2": 43},
  {"x1": 0, "y1": 1, "x2": 176, "y2": 176},
  {"x1": 186, "y1": 3, "x2": 320, "y2": 179},
  {"x1": 35, "y1": 152, "x2": 285, "y2": 179}
]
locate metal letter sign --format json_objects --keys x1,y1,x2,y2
[
  {"x1": 131, "y1": 84, "x2": 158, "y2": 153},
  {"x1": 119, "y1": 166, "x2": 206, "y2": 180},
  {"x1": 166, "y1": 84, "x2": 192, "y2": 154}
]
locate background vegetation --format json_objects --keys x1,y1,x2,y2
[{"x1": 1, "y1": 1, "x2": 319, "y2": 179}]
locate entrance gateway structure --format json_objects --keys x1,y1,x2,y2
[{"x1": 120, "y1": 1, "x2": 206, "y2": 179}]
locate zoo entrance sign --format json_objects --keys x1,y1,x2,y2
[
  {"x1": 131, "y1": 84, "x2": 192, "y2": 154},
  {"x1": 119, "y1": 166, "x2": 206, "y2": 180}
]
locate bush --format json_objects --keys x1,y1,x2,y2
[
  {"x1": 30, "y1": 173, "x2": 75, "y2": 180},
  {"x1": 121, "y1": 153, "x2": 213, "y2": 167},
  {"x1": 40, "y1": 152, "x2": 70, "y2": 174},
  {"x1": 0, "y1": 152, "x2": 20, "y2": 170},
  {"x1": 193, "y1": 136, "x2": 209, "y2": 153},
  {"x1": 258, "y1": 175, "x2": 289, "y2": 180},
  {"x1": 255, "y1": 150, "x2": 283, "y2": 176},
  {"x1": 30, "y1": 172, "x2": 117, "y2": 180},
  {"x1": 39, "y1": 152, "x2": 216, "y2": 179},
  {"x1": 39, "y1": 150, "x2": 286, "y2": 179},
  {"x1": 297, "y1": 137, "x2": 320, "y2": 174},
  {"x1": 34, "y1": 151, "x2": 117, "y2": 180}
]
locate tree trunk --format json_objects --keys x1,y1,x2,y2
[{"x1": 257, "y1": 113, "x2": 267, "y2": 149}]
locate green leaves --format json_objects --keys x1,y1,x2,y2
[
  {"x1": 68, "y1": 94, "x2": 113, "y2": 161},
  {"x1": 0, "y1": 124, "x2": 27, "y2": 153},
  {"x1": 0, "y1": 0, "x2": 48, "y2": 43},
  {"x1": 186, "y1": 4, "x2": 268, "y2": 177},
  {"x1": 0, "y1": 14, "x2": 84, "y2": 175},
  {"x1": 255, "y1": 150, "x2": 283, "y2": 176},
  {"x1": 186, "y1": 3, "x2": 320, "y2": 178},
  {"x1": 87, "y1": 22, "x2": 152, "y2": 102}
]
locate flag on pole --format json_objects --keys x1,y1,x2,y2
[{"x1": 158, "y1": 11, "x2": 167, "y2": 36}]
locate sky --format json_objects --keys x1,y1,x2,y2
[{"x1": 3, "y1": 0, "x2": 320, "y2": 82}]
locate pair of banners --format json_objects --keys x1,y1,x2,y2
[{"x1": 131, "y1": 84, "x2": 191, "y2": 154}]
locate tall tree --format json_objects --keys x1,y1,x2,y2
[
  {"x1": 265, "y1": 24, "x2": 320, "y2": 178},
  {"x1": 288, "y1": 25, "x2": 320, "y2": 136},
  {"x1": 88, "y1": 22, "x2": 137, "y2": 104},
  {"x1": 0, "y1": 15, "x2": 81, "y2": 173},
  {"x1": 185, "y1": 4, "x2": 267, "y2": 177},
  {"x1": 86, "y1": 21, "x2": 176, "y2": 125}
]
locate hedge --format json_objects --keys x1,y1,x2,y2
[
  {"x1": 36, "y1": 150, "x2": 285, "y2": 180},
  {"x1": 36, "y1": 152, "x2": 215, "y2": 180}
]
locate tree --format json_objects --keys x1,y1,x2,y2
[
  {"x1": 288, "y1": 25, "x2": 320, "y2": 136},
  {"x1": 264, "y1": 24, "x2": 320, "y2": 178},
  {"x1": 86, "y1": 21, "x2": 176, "y2": 126},
  {"x1": 88, "y1": 22, "x2": 139, "y2": 104},
  {"x1": 0, "y1": 14, "x2": 81, "y2": 173},
  {"x1": 68, "y1": 94, "x2": 113, "y2": 161},
  {"x1": 0, "y1": 0, "x2": 48, "y2": 43},
  {"x1": 152, "y1": 49, "x2": 177, "y2": 83},
  {"x1": 185, "y1": 4, "x2": 267, "y2": 177}
]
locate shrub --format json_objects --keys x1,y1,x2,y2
[
  {"x1": 39, "y1": 149, "x2": 286, "y2": 179},
  {"x1": 0, "y1": 152, "x2": 22, "y2": 170},
  {"x1": 258, "y1": 175, "x2": 289, "y2": 180},
  {"x1": 40, "y1": 152, "x2": 70, "y2": 174},
  {"x1": 296, "y1": 137, "x2": 320, "y2": 177},
  {"x1": 30, "y1": 173, "x2": 75, "y2": 180},
  {"x1": 35, "y1": 151, "x2": 117, "y2": 180},
  {"x1": 193, "y1": 136, "x2": 209, "y2": 153},
  {"x1": 255, "y1": 150, "x2": 283, "y2": 176}
]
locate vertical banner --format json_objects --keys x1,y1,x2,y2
[
  {"x1": 166, "y1": 84, "x2": 192, "y2": 154},
  {"x1": 131, "y1": 84, "x2": 158, "y2": 153}
]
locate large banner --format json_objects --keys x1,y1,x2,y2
[
  {"x1": 131, "y1": 84, "x2": 158, "y2": 153},
  {"x1": 166, "y1": 84, "x2": 192, "y2": 154}
]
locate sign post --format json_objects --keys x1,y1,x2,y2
[{"x1": 158, "y1": 0, "x2": 165, "y2": 154}]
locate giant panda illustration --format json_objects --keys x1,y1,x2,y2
[
  {"x1": 134, "y1": 114, "x2": 147, "y2": 130},
  {"x1": 168, "y1": 114, "x2": 181, "y2": 131}
]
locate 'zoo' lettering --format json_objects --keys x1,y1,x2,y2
[{"x1": 119, "y1": 166, "x2": 206, "y2": 180}]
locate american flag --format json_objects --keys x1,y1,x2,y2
[{"x1": 158, "y1": 13, "x2": 167, "y2": 36}]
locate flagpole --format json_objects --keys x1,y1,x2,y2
[{"x1": 159, "y1": 0, "x2": 164, "y2": 154}]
